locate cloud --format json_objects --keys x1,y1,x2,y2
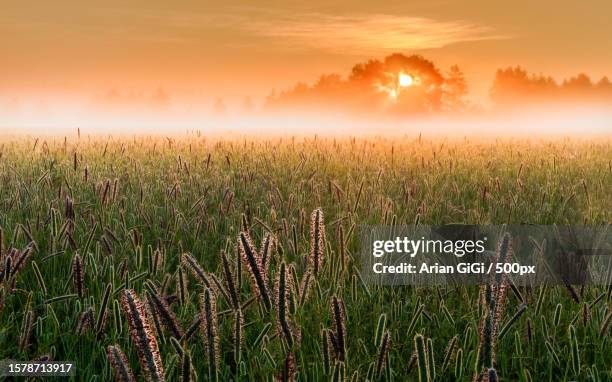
[
  {"x1": 231, "y1": 12, "x2": 509, "y2": 55},
  {"x1": 0, "y1": 5, "x2": 508, "y2": 55}
]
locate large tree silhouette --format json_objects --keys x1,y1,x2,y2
[{"x1": 265, "y1": 53, "x2": 467, "y2": 115}]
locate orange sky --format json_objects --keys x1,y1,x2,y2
[{"x1": 1, "y1": 0, "x2": 611, "y2": 104}]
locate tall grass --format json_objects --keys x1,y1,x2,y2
[{"x1": 0, "y1": 135, "x2": 609, "y2": 380}]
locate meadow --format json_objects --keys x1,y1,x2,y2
[{"x1": 0, "y1": 134, "x2": 610, "y2": 381}]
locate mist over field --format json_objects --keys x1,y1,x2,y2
[
  {"x1": 2, "y1": 51, "x2": 611, "y2": 138},
  {"x1": 1, "y1": 103, "x2": 611, "y2": 139}
]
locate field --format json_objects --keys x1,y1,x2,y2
[{"x1": 0, "y1": 135, "x2": 610, "y2": 381}]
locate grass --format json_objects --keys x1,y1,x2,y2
[{"x1": 0, "y1": 134, "x2": 610, "y2": 381}]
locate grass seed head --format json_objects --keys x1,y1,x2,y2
[
  {"x1": 238, "y1": 231, "x2": 272, "y2": 311},
  {"x1": 19, "y1": 308, "x2": 35, "y2": 352},
  {"x1": 375, "y1": 330, "x2": 391, "y2": 376},
  {"x1": 299, "y1": 269, "x2": 313, "y2": 306},
  {"x1": 414, "y1": 334, "x2": 430, "y2": 382},
  {"x1": 330, "y1": 295, "x2": 347, "y2": 361},
  {"x1": 181, "y1": 253, "x2": 212, "y2": 289},
  {"x1": 176, "y1": 267, "x2": 188, "y2": 306},
  {"x1": 488, "y1": 368, "x2": 498, "y2": 382},
  {"x1": 233, "y1": 308, "x2": 244, "y2": 364},
  {"x1": 220, "y1": 250, "x2": 239, "y2": 310},
  {"x1": 76, "y1": 306, "x2": 95, "y2": 334},
  {"x1": 145, "y1": 282, "x2": 184, "y2": 339},
  {"x1": 107, "y1": 344, "x2": 136, "y2": 382},
  {"x1": 72, "y1": 253, "x2": 84, "y2": 299},
  {"x1": 321, "y1": 329, "x2": 331, "y2": 375},
  {"x1": 275, "y1": 261, "x2": 300, "y2": 349},
  {"x1": 10, "y1": 245, "x2": 33, "y2": 281},
  {"x1": 260, "y1": 232, "x2": 275, "y2": 274},
  {"x1": 309, "y1": 209, "x2": 325, "y2": 276},
  {"x1": 276, "y1": 352, "x2": 297, "y2": 382},
  {"x1": 121, "y1": 289, "x2": 165, "y2": 382},
  {"x1": 199, "y1": 288, "x2": 220, "y2": 382}
]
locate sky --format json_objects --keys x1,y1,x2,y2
[{"x1": 1, "y1": 0, "x2": 611, "y2": 108}]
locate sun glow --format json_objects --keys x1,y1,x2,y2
[{"x1": 398, "y1": 73, "x2": 414, "y2": 87}]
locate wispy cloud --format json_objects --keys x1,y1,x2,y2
[
  {"x1": 227, "y1": 11, "x2": 509, "y2": 55},
  {"x1": 0, "y1": 6, "x2": 508, "y2": 55}
]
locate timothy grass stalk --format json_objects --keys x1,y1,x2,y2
[
  {"x1": 238, "y1": 232, "x2": 272, "y2": 311},
  {"x1": 309, "y1": 209, "x2": 325, "y2": 276},
  {"x1": 107, "y1": 344, "x2": 136, "y2": 382},
  {"x1": 200, "y1": 288, "x2": 220, "y2": 382},
  {"x1": 121, "y1": 289, "x2": 165, "y2": 382},
  {"x1": 414, "y1": 334, "x2": 430, "y2": 382}
]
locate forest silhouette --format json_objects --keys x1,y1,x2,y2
[{"x1": 264, "y1": 53, "x2": 612, "y2": 115}]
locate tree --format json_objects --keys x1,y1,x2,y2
[
  {"x1": 264, "y1": 53, "x2": 451, "y2": 115},
  {"x1": 443, "y1": 65, "x2": 468, "y2": 112},
  {"x1": 562, "y1": 73, "x2": 592, "y2": 90},
  {"x1": 490, "y1": 66, "x2": 558, "y2": 105}
]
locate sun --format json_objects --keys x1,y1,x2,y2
[{"x1": 398, "y1": 73, "x2": 414, "y2": 87}]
